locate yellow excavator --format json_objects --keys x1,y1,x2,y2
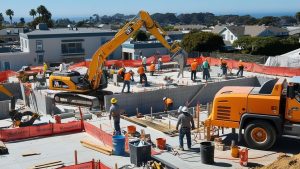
[
  {"x1": 49, "y1": 10, "x2": 187, "y2": 107},
  {"x1": 0, "y1": 84, "x2": 39, "y2": 127}
]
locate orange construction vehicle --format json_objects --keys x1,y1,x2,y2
[{"x1": 205, "y1": 77, "x2": 300, "y2": 150}]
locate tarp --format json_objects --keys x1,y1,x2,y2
[
  {"x1": 265, "y1": 48, "x2": 300, "y2": 67},
  {"x1": 59, "y1": 161, "x2": 111, "y2": 169}
]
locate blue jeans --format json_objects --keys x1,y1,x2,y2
[
  {"x1": 114, "y1": 119, "x2": 121, "y2": 135},
  {"x1": 222, "y1": 67, "x2": 227, "y2": 75},
  {"x1": 203, "y1": 68, "x2": 210, "y2": 80},
  {"x1": 122, "y1": 80, "x2": 130, "y2": 93},
  {"x1": 179, "y1": 127, "x2": 191, "y2": 148},
  {"x1": 237, "y1": 68, "x2": 243, "y2": 77}
]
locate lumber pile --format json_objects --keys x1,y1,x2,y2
[
  {"x1": 28, "y1": 161, "x2": 64, "y2": 169},
  {"x1": 80, "y1": 139, "x2": 113, "y2": 155}
]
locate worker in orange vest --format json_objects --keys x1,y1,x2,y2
[
  {"x1": 137, "y1": 65, "x2": 148, "y2": 86},
  {"x1": 220, "y1": 58, "x2": 228, "y2": 76},
  {"x1": 121, "y1": 70, "x2": 133, "y2": 93},
  {"x1": 163, "y1": 97, "x2": 173, "y2": 112},
  {"x1": 237, "y1": 60, "x2": 244, "y2": 77},
  {"x1": 190, "y1": 59, "x2": 198, "y2": 81},
  {"x1": 117, "y1": 67, "x2": 126, "y2": 80},
  {"x1": 149, "y1": 61, "x2": 155, "y2": 76}
]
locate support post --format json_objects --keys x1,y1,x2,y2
[
  {"x1": 74, "y1": 150, "x2": 78, "y2": 165},
  {"x1": 151, "y1": 107, "x2": 153, "y2": 121}
]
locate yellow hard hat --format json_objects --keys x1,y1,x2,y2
[{"x1": 111, "y1": 98, "x2": 118, "y2": 104}]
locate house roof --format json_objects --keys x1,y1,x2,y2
[
  {"x1": 0, "y1": 27, "x2": 29, "y2": 36},
  {"x1": 211, "y1": 25, "x2": 226, "y2": 34},
  {"x1": 226, "y1": 26, "x2": 245, "y2": 37},
  {"x1": 20, "y1": 28, "x2": 116, "y2": 39},
  {"x1": 244, "y1": 25, "x2": 267, "y2": 36}
]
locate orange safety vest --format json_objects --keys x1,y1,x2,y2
[
  {"x1": 149, "y1": 64, "x2": 155, "y2": 71},
  {"x1": 164, "y1": 98, "x2": 173, "y2": 105},
  {"x1": 118, "y1": 68, "x2": 124, "y2": 75},
  {"x1": 238, "y1": 62, "x2": 244, "y2": 67},
  {"x1": 137, "y1": 66, "x2": 145, "y2": 74},
  {"x1": 124, "y1": 72, "x2": 132, "y2": 81},
  {"x1": 191, "y1": 61, "x2": 198, "y2": 71}
]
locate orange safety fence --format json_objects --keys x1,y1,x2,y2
[
  {"x1": 0, "y1": 121, "x2": 83, "y2": 142},
  {"x1": 84, "y1": 122, "x2": 113, "y2": 147},
  {"x1": 59, "y1": 161, "x2": 111, "y2": 169}
]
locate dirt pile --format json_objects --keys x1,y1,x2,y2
[{"x1": 259, "y1": 154, "x2": 300, "y2": 169}]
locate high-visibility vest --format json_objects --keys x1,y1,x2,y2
[
  {"x1": 191, "y1": 62, "x2": 198, "y2": 71},
  {"x1": 149, "y1": 64, "x2": 155, "y2": 71},
  {"x1": 221, "y1": 60, "x2": 227, "y2": 67},
  {"x1": 164, "y1": 98, "x2": 173, "y2": 105},
  {"x1": 238, "y1": 62, "x2": 244, "y2": 67},
  {"x1": 137, "y1": 66, "x2": 145, "y2": 74},
  {"x1": 124, "y1": 72, "x2": 132, "y2": 81},
  {"x1": 118, "y1": 68, "x2": 124, "y2": 75}
]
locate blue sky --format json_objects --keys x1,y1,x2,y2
[{"x1": 0, "y1": 0, "x2": 299, "y2": 19}]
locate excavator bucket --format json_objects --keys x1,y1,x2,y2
[{"x1": 171, "y1": 49, "x2": 188, "y2": 78}]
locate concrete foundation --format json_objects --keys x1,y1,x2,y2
[
  {"x1": 0, "y1": 100, "x2": 10, "y2": 119},
  {"x1": 104, "y1": 77, "x2": 268, "y2": 116}
]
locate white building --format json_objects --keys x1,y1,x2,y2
[{"x1": 0, "y1": 24, "x2": 121, "y2": 71}]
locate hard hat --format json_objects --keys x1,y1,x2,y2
[
  {"x1": 177, "y1": 106, "x2": 183, "y2": 113},
  {"x1": 163, "y1": 97, "x2": 167, "y2": 101},
  {"x1": 111, "y1": 98, "x2": 118, "y2": 104},
  {"x1": 194, "y1": 59, "x2": 196, "y2": 62},
  {"x1": 158, "y1": 58, "x2": 162, "y2": 61},
  {"x1": 129, "y1": 69, "x2": 133, "y2": 72},
  {"x1": 151, "y1": 61, "x2": 154, "y2": 64},
  {"x1": 239, "y1": 60, "x2": 242, "y2": 62},
  {"x1": 181, "y1": 106, "x2": 188, "y2": 113},
  {"x1": 220, "y1": 57, "x2": 223, "y2": 60}
]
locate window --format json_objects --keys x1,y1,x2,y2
[
  {"x1": 52, "y1": 80, "x2": 69, "y2": 89},
  {"x1": 20, "y1": 39, "x2": 23, "y2": 50},
  {"x1": 25, "y1": 40, "x2": 28, "y2": 48},
  {"x1": 61, "y1": 41, "x2": 84, "y2": 55},
  {"x1": 222, "y1": 34, "x2": 226, "y2": 40},
  {"x1": 231, "y1": 35, "x2": 234, "y2": 40},
  {"x1": 37, "y1": 54, "x2": 44, "y2": 64},
  {"x1": 36, "y1": 40, "x2": 43, "y2": 51},
  {"x1": 4, "y1": 62, "x2": 10, "y2": 70}
]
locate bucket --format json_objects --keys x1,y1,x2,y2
[
  {"x1": 54, "y1": 115, "x2": 61, "y2": 124},
  {"x1": 127, "y1": 125, "x2": 136, "y2": 134},
  {"x1": 156, "y1": 138, "x2": 166, "y2": 150},
  {"x1": 231, "y1": 146, "x2": 239, "y2": 158},
  {"x1": 112, "y1": 135, "x2": 125, "y2": 156},
  {"x1": 200, "y1": 141, "x2": 214, "y2": 164}
]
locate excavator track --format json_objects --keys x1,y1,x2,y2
[{"x1": 53, "y1": 91, "x2": 113, "y2": 109}]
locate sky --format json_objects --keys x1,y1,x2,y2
[{"x1": 0, "y1": 0, "x2": 299, "y2": 20}]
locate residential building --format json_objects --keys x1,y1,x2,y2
[
  {"x1": 0, "y1": 27, "x2": 29, "y2": 42},
  {"x1": 212, "y1": 25, "x2": 289, "y2": 47},
  {"x1": 121, "y1": 41, "x2": 170, "y2": 60},
  {"x1": 0, "y1": 24, "x2": 121, "y2": 71},
  {"x1": 173, "y1": 24, "x2": 206, "y2": 31}
]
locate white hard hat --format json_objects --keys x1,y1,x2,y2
[
  {"x1": 181, "y1": 106, "x2": 188, "y2": 113},
  {"x1": 177, "y1": 106, "x2": 183, "y2": 113},
  {"x1": 163, "y1": 97, "x2": 167, "y2": 101}
]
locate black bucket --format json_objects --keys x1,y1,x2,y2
[{"x1": 200, "y1": 141, "x2": 214, "y2": 164}]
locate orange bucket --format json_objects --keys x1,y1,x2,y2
[
  {"x1": 156, "y1": 138, "x2": 166, "y2": 150},
  {"x1": 127, "y1": 125, "x2": 136, "y2": 134}
]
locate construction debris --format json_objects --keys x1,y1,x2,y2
[
  {"x1": 259, "y1": 154, "x2": 300, "y2": 169},
  {"x1": 22, "y1": 152, "x2": 41, "y2": 157},
  {"x1": 29, "y1": 161, "x2": 64, "y2": 169}
]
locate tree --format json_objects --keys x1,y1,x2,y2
[
  {"x1": 30, "y1": 5, "x2": 53, "y2": 28},
  {"x1": 29, "y1": 9, "x2": 37, "y2": 19},
  {"x1": 19, "y1": 17, "x2": 25, "y2": 26},
  {"x1": 133, "y1": 30, "x2": 149, "y2": 41},
  {"x1": 258, "y1": 16, "x2": 280, "y2": 26},
  {"x1": 296, "y1": 12, "x2": 300, "y2": 24},
  {"x1": 181, "y1": 31, "x2": 224, "y2": 53},
  {"x1": 37, "y1": 5, "x2": 47, "y2": 17},
  {"x1": 5, "y1": 9, "x2": 14, "y2": 24},
  {"x1": 0, "y1": 13, "x2": 4, "y2": 28},
  {"x1": 93, "y1": 14, "x2": 100, "y2": 23}
]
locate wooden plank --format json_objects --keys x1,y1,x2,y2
[
  {"x1": 80, "y1": 139, "x2": 112, "y2": 152},
  {"x1": 80, "y1": 140, "x2": 112, "y2": 155},
  {"x1": 121, "y1": 115, "x2": 147, "y2": 127},
  {"x1": 22, "y1": 153, "x2": 41, "y2": 157},
  {"x1": 34, "y1": 161, "x2": 62, "y2": 167}
]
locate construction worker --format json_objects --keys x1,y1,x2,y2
[
  {"x1": 137, "y1": 65, "x2": 148, "y2": 86},
  {"x1": 43, "y1": 62, "x2": 48, "y2": 77},
  {"x1": 142, "y1": 56, "x2": 147, "y2": 71},
  {"x1": 157, "y1": 58, "x2": 163, "y2": 71},
  {"x1": 190, "y1": 59, "x2": 198, "y2": 81},
  {"x1": 220, "y1": 58, "x2": 228, "y2": 76},
  {"x1": 149, "y1": 61, "x2": 155, "y2": 76},
  {"x1": 163, "y1": 97, "x2": 173, "y2": 112},
  {"x1": 202, "y1": 58, "x2": 210, "y2": 81},
  {"x1": 121, "y1": 70, "x2": 133, "y2": 93},
  {"x1": 109, "y1": 98, "x2": 121, "y2": 135},
  {"x1": 9, "y1": 110, "x2": 40, "y2": 127},
  {"x1": 176, "y1": 106, "x2": 195, "y2": 151},
  {"x1": 117, "y1": 67, "x2": 126, "y2": 80},
  {"x1": 237, "y1": 60, "x2": 244, "y2": 77}
]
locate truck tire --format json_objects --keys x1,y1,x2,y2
[{"x1": 244, "y1": 120, "x2": 276, "y2": 150}]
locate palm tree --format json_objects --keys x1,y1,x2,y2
[
  {"x1": 37, "y1": 5, "x2": 47, "y2": 17},
  {"x1": 5, "y1": 9, "x2": 14, "y2": 24},
  {"x1": 29, "y1": 9, "x2": 37, "y2": 19}
]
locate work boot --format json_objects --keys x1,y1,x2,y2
[{"x1": 177, "y1": 147, "x2": 184, "y2": 151}]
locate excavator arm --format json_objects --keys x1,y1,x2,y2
[
  {"x1": 0, "y1": 84, "x2": 15, "y2": 110},
  {"x1": 87, "y1": 10, "x2": 187, "y2": 90}
]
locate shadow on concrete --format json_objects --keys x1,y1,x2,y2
[
  {"x1": 221, "y1": 133, "x2": 300, "y2": 154},
  {"x1": 213, "y1": 162, "x2": 233, "y2": 167},
  {"x1": 247, "y1": 162, "x2": 264, "y2": 168}
]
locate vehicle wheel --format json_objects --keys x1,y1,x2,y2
[{"x1": 244, "y1": 120, "x2": 276, "y2": 150}]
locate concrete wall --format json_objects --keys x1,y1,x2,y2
[
  {"x1": 104, "y1": 77, "x2": 262, "y2": 116},
  {"x1": 0, "y1": 100, "x2": 10, "y2": 119},
  {"x1": 0, "y1": 52, "x2": 35, "y2": 71}
]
